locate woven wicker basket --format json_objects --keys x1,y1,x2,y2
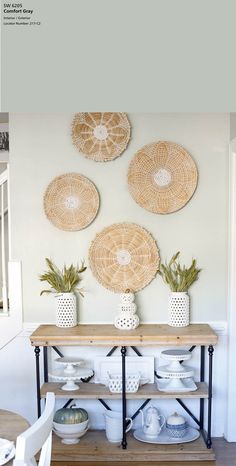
[
  {"x1": 71, "y1": 113, "x2": 131, "y2": 162},
  {"x1": 89, "y1": 223, "x2": 159, "y2": 292},
  {"x1": 128, "y1": 141, "x2": 198, "y2": 214},
  {"x1": 44, "y1": 173, "x2": 99, "y2": 231}
]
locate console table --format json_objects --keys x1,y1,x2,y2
[{"x1": 30, "y1": 323, "x2": 217, "y2": 463}]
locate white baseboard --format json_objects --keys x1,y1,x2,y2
[{"x1": 20, "y1": 320, "x2": 228, "y2": 337}]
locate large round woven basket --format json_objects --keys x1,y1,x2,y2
[
  {"x1": 71, "y1": 113, "x2": 131, "y2": 162},
  {"x1": 89, "y1": 223, "x2": 159, "y2": 292},
  {"x1": 128, "y1": 141, "x2": 198, "y2": 214},
  {"x1": 44, "y1": 173, "x2": 99, "y2": 231}
]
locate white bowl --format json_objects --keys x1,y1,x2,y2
[
  {"x1": 53, "y1": 426, "x2": 89, "y2": 444},
  {"x1": 53, "y1": 419, "x2": 89, "y2": 434}
]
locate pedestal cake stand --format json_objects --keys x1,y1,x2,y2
[
  {"x1": 50, "y1": 357, "x2": 93, "y2": 390},
  {"x1": 156, "y1": 349, "x2": 197, "y2": 392}
]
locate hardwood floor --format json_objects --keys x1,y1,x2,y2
[
  {"x1": 51, "y1": 438, "x2": 236, "y2": 466},
  {"x1": 211, "y1": 438, "x2": 236, "y2": 466}
]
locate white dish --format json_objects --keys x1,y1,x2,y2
[
  {"x1": 53, "y1": 426, "x2": 89, "y2": 444},
  {"x1": 0, "y1": 439, "x2": 15, "y2": 466},
  {"x1": 133, "y1": 427, "x2": 200, "y2": 444},
  {"x1": 94, "y1": 356, "x2": 154, "y2": 384},
  {"x1": 156, "y1": 377, "x2": 197, "y2": 392},
  {"x1": 106, "y1": 373, "x2": 149, "y2": 393},
  {"x1": 0, "y1": 440, "x2": 10, "y2": 450},
  {"x1": 53, "y1": 419, "x2": 89, "y2": 434}
]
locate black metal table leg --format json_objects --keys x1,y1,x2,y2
[
  {"x1": 200, "y1": 346, "x2": 205, "y2": 430},
  {"x1": 121, "y1": 346, "x2": 127, "y2": 449},
  {"x1": 207, "y1": 345, "x2": 214, "y2": 448},
  {"x1": 43, "y1": 347, "x2": 48, "y2": 383},
  {"x1": 34, "y1": 346, "x2": 41, "y2": 418}
]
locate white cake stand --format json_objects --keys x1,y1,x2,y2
[
  {"x1": 55, "y1": 357, "x2": 84, "y2": 375},
  {"x1": 49, "y1": 367, "x2": 93, "y2": 391},
  {"x1": 156, "y1": 349, "x2": 196, "y2": 392},
  {"x1": 160, "y1": 349, "x2": 191, "y2": 372}
]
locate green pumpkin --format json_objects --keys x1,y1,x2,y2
[{"x1": 53, "y1": 406, "x2": 88, "y2": 424}]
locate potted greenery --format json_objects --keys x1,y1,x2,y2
[
  {"x1": 157, "y1": 252, "x2": 201, "y2": 327},
  {"x1": 39, "y1": 258, "x2": 86, "y2": 328}
]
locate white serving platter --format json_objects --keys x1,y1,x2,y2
[
  {"x1": 133, "y1": 427, "x2": 200, "y2": 444},
  {"x1": 94, "y1": 356, "x2": 154, "y2": 384}
]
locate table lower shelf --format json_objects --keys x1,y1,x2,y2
[
  {"x1": 41, "y1": 382, "x2": 208, "y2": 399},
  {"x1": 51, "y1": 430, "x2": 215, "y2": 462}
]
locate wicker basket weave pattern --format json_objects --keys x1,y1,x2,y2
[
  {"x1": 71, "y1": 113, "x2": 131, "y2": 162},
  {"x1": 44, "y1": 173, "x2": 99, "y2": 231},
  {"x1": 128, "y1": 141, "x2": 198, "y2": 214},
  {"x1": 89, "y1": 223, "x2": 159, "y2": 292}
]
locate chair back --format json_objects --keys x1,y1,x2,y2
[{"x1": 13, "y1": 392, "x2": 55, "y2": 466}]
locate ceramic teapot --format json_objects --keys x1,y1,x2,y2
[{"x1": 140, "y1": 405, "x2": 165, "y2": 437}]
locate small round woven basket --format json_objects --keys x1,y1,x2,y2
[
  {"x1": 71, "y1": 113, "x2": 131, "y2": 162},
  {"x1": 128, "y1": 141, "x2": 198, "y2": 214},
  {"x1": 44, "y1": 173, "x2": 99, "y2": 231},
  {"x1": 89, "y1": 223, "x2": 159, "y2": 292}
]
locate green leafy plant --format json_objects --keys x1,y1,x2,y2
[
  {"x1": 157, "y1": 251, "x2": 201, "y2": 292},
  {"x1": 39, "y1": 258, "x2": 87, "y2": 296}
]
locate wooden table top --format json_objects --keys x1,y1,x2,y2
[
  {"x1": 0, "y1": 410, "x2": 29, "y2": 465},
  {"x1": 30, "y1": 323, "x2": 218, "y2": 347}
]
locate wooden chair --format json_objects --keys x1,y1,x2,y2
[{"x1": 13, "y1": 392, "x2": 55, "y2": 466}]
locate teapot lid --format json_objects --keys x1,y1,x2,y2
[
  {"x1": 167, "y1": 412, "x2": 185, "y2": 425},
  {"x1": 146, "y1": 405, "x2": 158, "y2": 412}
]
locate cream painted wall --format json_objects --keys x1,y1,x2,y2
[{"x1": 9, "y1": 113, "x2": 229, "y2": 323}]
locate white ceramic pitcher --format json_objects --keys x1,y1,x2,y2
[
  {"x1": 104, "y1": 411, "x2": 133, "y2": 443},
  {"x1": 140, "y1": 405, "x2": 165, "y2": 437}
]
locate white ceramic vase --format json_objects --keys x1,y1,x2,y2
[
  {"x1": 55, "y1": 293, "x2": 77, "y2": 328},
  {"x1": 168, "y1": 292, "x2": 190, "y2": 327},
  {"x1": 114, "y1": 292, "x2": 140, "y2": 330}
]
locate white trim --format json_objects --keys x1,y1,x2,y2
[
  {"x1": 225, "y1": 140, "x2": 236, "y2": 441},
  {"x1": 0, "y1": 167, "x2": 9, "y2": 313},
  {"x1": 7, "y1": 165, "x2": 12, "y2": 260},
  {"x1": 0, "y1": 261, "x2": 23, "y2": 349},
  {"x1": 20, "y1": 320, "x2": 227, "y2": 338},
  {"x1": 202, "y1": 321, "x2": 227, "y2": 336}
]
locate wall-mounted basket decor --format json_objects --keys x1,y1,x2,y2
[
  {"x1": 89, "y1": 223, "x2": 159, "y2": 292},
  {"x1": 44, "y1": 173, "x2": 99, "y2": 231},
  {"x1": 128, "y1": 141, "x2": 198, "y2": 214},
  {"x1": 71, "y1": 113, "x2": 131, "y2": 162}
]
